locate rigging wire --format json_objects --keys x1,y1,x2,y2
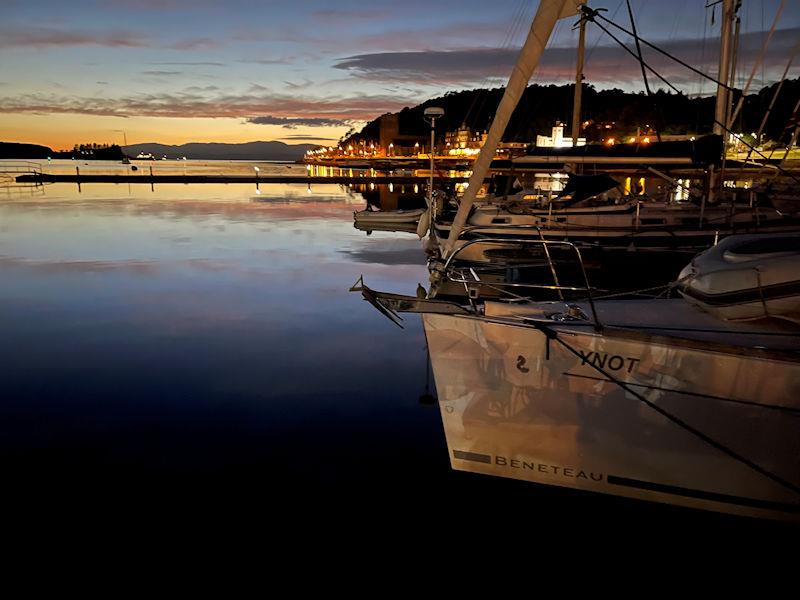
[
  {"x1": 525, "y1": 320, "x2": 800, "y2": 498},
  {"x1": 580, "y1": 5, "x2": 800, "y2": 185},
  {"x1": 562, "y1": 372, "x2": 800, "y2": 416},
  {"x1": 736, "y1": 38, "x2": 800, "y2": 175},
  {"x1": 697, "y1": 2, "x2": 709, "y2": 99},
  {"x1": 761, "y1": 0, "x2": 766, "y2": 87},
  {"x1": 727, "y1": 0, "x2": 785, "y2": 129},
  {"x1": 712, "y1": 116, "x2": 800, "y2": 186},
  {"x1": 583, "y1": 6, "x2": 736, "y2": 92},
  {"x1": 580, "y1": 14, "x2": 681, "y2": 93},
  {"x1": 584, "y1": 0, "x2": 624, "y2": 66},
  {"x1": 463, "y1": 0, "x2": 528, "y2": 130},
  {"x1": 625, "y1": 0, "x2": 662, "y2": 141}
]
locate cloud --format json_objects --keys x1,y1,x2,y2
[
  {"x1": 333, "y1": 27, "x2": 800, "y2": 90},
  {"x1": 256, "y1": 18, "x2": 520, "y2": 55},
  {"x1": 147, "y1": 61, "x2": 225, "y2": 67},
  {"x1": 283, "y1": 79, "x2": 314, "y2": 90},
  {"x1": 281, "y1": 135, "x2": 338, "y2": 141},
  {"x1": 334, "y1": 48, "x2": 515, "y2": 86},
  {"x1": 350, "y1": 21, "x2": 518, "y2": 53},
  {"x1": 0, "y1": 26, "x2": 221, "y2": 51},
  {"x1": 237, "y1": 57, "x2": 296, "y2": 65},
  {"x1": 141, "y1": 71, "x2": 183, "y2": 76},
  {"x1": 246, "y1": 115, "x2": 350, "y2": 128},
  {"x1": 0, "y1": 89, "x2": 411, "y2": 121},
  {"x1": 311, "y1": 8, "x2": 391, "y2": 22},
  {"x1": 184, "y1": 85, "x2": 220, "y2": 92},
  {"x1": 168, "y1": 37, "x2": 218, "y2": 51},
  {"x1": 0, "y1": 26, "x2": 148, "y2": 48},
  {"x1": 104, "y1": 0, "x2": 219, "y2": 9}
]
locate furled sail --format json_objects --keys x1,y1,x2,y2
[{"x1": 441, "y1": 0, "x2": 581, "y2": 257}]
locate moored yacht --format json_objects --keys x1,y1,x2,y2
[
  {"x1": 431, "y1": 171, "x2": 800, "y2": 262},
  {"x1": 424, "y1": 0, "x2": 800, "y2": 265},
  {"x1": 354, "y1": 233, "x2": 800, "y2": 520}
]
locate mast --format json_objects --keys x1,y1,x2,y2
[
  {"x1": 710, "y1": 0, "x2": 739, "y2": 202},
  {"x1": 713, "y1": 0, "x2": 737, "y2": 136},
  {"x1": 570, "y1": 9, "x2": 587, "y2": 148},
  {"x1": 442, "y1": 0, "x2": 576, "y2": 258}
]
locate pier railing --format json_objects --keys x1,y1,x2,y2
[
  {"x1": 439, "y1": 235, "x2": 602, "y2": 329},
  {"x1": 0, "y1": 161, "x2": 45, "y2": 189}
]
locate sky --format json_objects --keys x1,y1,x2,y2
[{"x1": 1, "y1": 0, "x2": 798, "y2": 149}]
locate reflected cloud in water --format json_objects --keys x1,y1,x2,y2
[{"x1": 0, "y1": 179, "x2": 778, "y2": 531}]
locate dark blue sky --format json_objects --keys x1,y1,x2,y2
[{"x1": 1, "y1": 0, "x2": 797, "y2": 147}]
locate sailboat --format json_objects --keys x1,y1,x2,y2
[
  {"x1": 354, "y1": 231, "x2": 800, "y2": 520},
  {"x1": 425, "y1": 0, "x2": 800, "y2": 264},
  {"x1": 353, "y1": 0, "x2": 800, "y2": 520}
]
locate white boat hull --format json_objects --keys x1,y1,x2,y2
[
  {"x1": 435, "y1": 200, "x2": 800, "y2": 258},
  {"x1": 354, "y1": 208, "x2": 424, "y2": 225},
  {"x1": 423, "y1": 310, "x2": 800, "y2": 520},
  {"x1": 678, "y1": 233, "x2": 800, "y2": 322}
]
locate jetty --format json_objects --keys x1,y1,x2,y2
[{"x1": 16, "y1": 172, "x2": 472, "y2": 185}]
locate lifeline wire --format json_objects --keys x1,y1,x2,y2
[{"x1": 530, "y1": 320, "x2": 800, "y2": 498}]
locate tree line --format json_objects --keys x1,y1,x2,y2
[{"x1": 344, "y1": 79, "x2": 800, "y2": 147}]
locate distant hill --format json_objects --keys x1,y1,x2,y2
[
  {"x1": 0, "y1": 142, "x2": 54, "y2": 159},
  {"x1": 344, "y1": 78, "x2": 800, "y2": 146},
  {"x1": 123, "y1": 141, "x2": 317, "y2": 161}
]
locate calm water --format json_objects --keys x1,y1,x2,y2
[{"x1": 0, "y1": 177, "x2": 786, "y2": 535}]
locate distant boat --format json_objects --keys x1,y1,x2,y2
[
  {"x1": 136, "y1": 152, "x2": 155, "y2": 160},
  {"x1": 353, "y1": 207, "x2": 424, "y2": 225}
]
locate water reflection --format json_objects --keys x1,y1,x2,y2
[
  {"x1": 0, "y1": 182, "x2": 443, "y2": 502},
  {"x1": 0, "y1": 180, "x2": 785, "y2": 531}
]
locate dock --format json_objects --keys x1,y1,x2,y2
[{"x1": 16, "y1": 173, "x2": 472, "y2": 185}]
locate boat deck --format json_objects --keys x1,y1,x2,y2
[{"x1": 487, "y1": 298, "x2": 800, "y2": 355}]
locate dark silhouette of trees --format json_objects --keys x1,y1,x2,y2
[{"x1": 345, "y1": 79, "x2": 799, "y2": 147}]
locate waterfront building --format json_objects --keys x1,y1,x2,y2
[
  {"x1": 535, "y1": 122, "x2": 586, "y2": 148},
  {"x1": 377, "y1": 113, "x2": 428, "y2": 156},
  {"x1": 444, "y1": 126, "x2": 488, "y2": 156}
]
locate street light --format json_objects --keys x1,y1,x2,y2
[{"x1": 423, "y1": 106, "x2": 444, "y2": 230}]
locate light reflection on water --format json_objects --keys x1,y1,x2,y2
[
  {"x1": 0, "y1": 182, "x2": 777, "y2": 531},
  {"x1": 1, "y1": 158, "x2": 315, "y2": 177},
  {"x1": 1, "y1": 184, "x2": 438, "y2": 491}
]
